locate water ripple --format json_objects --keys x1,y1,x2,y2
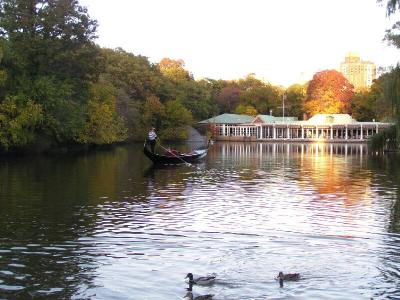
[{"x1": 0, "y1": 143, "x2": 399, "y2": 299}]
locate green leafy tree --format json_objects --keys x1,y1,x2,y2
[
  {"x1": 0, "y1": 0, "x2": 101, "y2": 147},
  {"x1": 32, "y1": 76, "x2": 86, "y2": 142},
  {"x1": 285, "y1": 84, "x2": 307, "y2": 119},
  {"x1": 78, "y1": 81, "x2": 127, "y2": 145},
  {"x1": 160, "y1": 100, "x2": 193, "y2": 140},
  {"x1": 377, "y1": 0, "x2": 400, "y2": 148},
  {"x1": 177, "y1": 80, "x2": 216, "y2": 121},
  {"x1": 99, "y1": 48, "x2": 163, "y2": 140},
  {"x1": 142, "y1": 94, "x2": 165, "y2": 130},
  {"x1": 100, "y1": 48, "x2": 161, "y2": 102},
  {"x1": 234, "y1": 104, "x2": 258, "y2": 116},
  {"x1": 0, "y1": 96, "x2": 43, "y2": 150},
  {"x1": 351, "y1": 90, "x2": 378, "y2": 121},
  {"x1": 240, "y1": 85, "x2": 280, "y2": 114}
]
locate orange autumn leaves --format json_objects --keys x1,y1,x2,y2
[{"x1": 305, "y1": 70, "x2": 354, "y2": 117}]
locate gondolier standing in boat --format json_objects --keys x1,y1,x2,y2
[{"x1": 147, "y1": 127, "x2": 157, "y2": 153}]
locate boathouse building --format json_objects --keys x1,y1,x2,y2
[{"x1": 199, "y1": 113, "x2": 392, "y2": 142}]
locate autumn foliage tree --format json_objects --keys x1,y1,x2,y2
[
  {"x1": 305, "y1": 70, "x2": 354, "y2": 117},
  {"x1": 216, "y1": 86, "x2": 241, "y2": 112},
  {"x1": 158, "y1": 58, "x2": 192, "y2": 83}
]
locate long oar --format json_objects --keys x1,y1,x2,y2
[{"x1": 158, "y1": 143, "x2": 192, "y2": 166}]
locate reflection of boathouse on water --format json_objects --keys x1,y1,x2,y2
[
  {"x1": 217, "y1": 142, "x2": 369, "y2": 158},
  {"x1": 216, "y1": 142, "x2": 370, "y2": 159},
  {"x1": 199, "y1": 113, "x2": 392, "y2": 142}
]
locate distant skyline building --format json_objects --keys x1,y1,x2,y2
[{"x1": 340, "y1": 52, "x2": 376, "y2": 90}]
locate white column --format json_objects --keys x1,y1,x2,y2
[
  {"x1": 330, "y1": 125, "x2": 333, "y2": 139},
  {"x1": 376, "y1": 124, "x2": 379, "y2": 133},
  {"x1": 360, "y1": 125, "x2": 363, "y2": 140},
  {"x1": 222, "y1": 124, "x2": 226, "y2": 136},
  {"x1": 301, "y1": 126, "x2": 304, "y2": 139},
  {"x1": 273, "y1": 125, "x2": 276, "y2": 139},
  {"x1": 345, "y1": 125, "x2": 348, "y2": 140}
]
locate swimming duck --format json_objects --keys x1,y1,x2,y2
[
  {"x1": 185, "y1": 273, "x2": 216, "y2": 285},
  {"x1": 184, "y1": 291, "x2": 214, "y2": 300},
  {"x1": 276, "y1": 272, "x2": 300, "y2": 287}
]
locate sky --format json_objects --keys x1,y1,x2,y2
[{"x1": 79, "y1": 0, "x2": 399, "y2": 87}]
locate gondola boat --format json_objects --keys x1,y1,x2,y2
[{"x1": 143, "y1": 141, "x2": 209, "y2": 164}]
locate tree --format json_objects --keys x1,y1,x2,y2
[
  {"x1": 158, "y1": 58, "x2": 192, "y2": 83},
  {"x1": 99, "y1": 48, "x2": 163, "y2": 140},
  {"x1": 378, "y1": 0, "x2": 400, "y2": 16},
  {"x1": 385, "y1": 22, "x2": 400, "y2": 48},
  {"x1": 378, "y1": 0, "x2": 400, "y2": 147},
  {"x1": 0, "y1": 0, "x2": 99, "y2": 86},
  {"x1": 305, "y1": 70, "x2": 354, "y2": 117},
  {"x1": 285, "y1": 83, "x2": 307, "y2": 119},
  {"x1": 142, "y1": 94, "x2": 165, "y2": 130},
  {"x1": 0, "y1": 0, "x2": 101, "y2": 147},
  {"x1": 216, "y1": 86, "x2": 241, "y2": 112},
  {"x1": 378, "y1": 0, "x2": 400, "y2": 48},
  {"x1": 240, "y1": 85, "x2": 282, "y2": 115},
  {"x1": 351, "y1": 90, "x2": 377, "y2": 121},
  {"x1": 177, "y1": 80, "x2": 216, "y2": 121},
  {"x1": 234, "y1": 104, "x2": 258, "y2": 116},
  {"x1": 100, "y1": 48, "x2": 161, "y2": 102},
  {"x1": 78, "y1": 81, "x2": 127, "y2": 145},
  {"x1": 0, "y1": 96, "x2": 43, "y2": 150},
  {"x1": 160, "y1": 100, "x2": 193, "y2": 140}
]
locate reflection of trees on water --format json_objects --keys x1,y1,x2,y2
[
  {"x1": 366, "y1": 154, "x2": 400, "y2": 299},
  {"x1": 213, "y1": 142, "x2": 400, "y2": 298},
  {"x1": 143, "y1": 163, "x2": 205, "y2": 209},
  {"x1": 0, "y1": 145, "x2": 149, "y2": 299},
  {"x1": 1, "y1": 143, "x2": 400, "y2": 298},
  {"x1": 367, "y1": 154, "x2": 400, "y2": 232}
]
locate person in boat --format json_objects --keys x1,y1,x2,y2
[
  {"x1": 147, "y1": 127, "x2": 157, "y2": 153},
  {"x1": 165, "y1": 148, "x2": 180, "y2": 157}
]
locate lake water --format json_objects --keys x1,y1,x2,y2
[{"x1": 0, "y1": 142, "x2": 400, "y2": 300}]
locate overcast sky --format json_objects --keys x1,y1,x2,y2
[{"x1": 79, "y1": 0, "x2": 399, "y2": 87}]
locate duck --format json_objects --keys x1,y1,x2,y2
[
  {"x1": 276, "y1": 271, "x2": 300, "y2": 287},
  {"x1": 184, "y1": 291, "x2": 214, "y2": 300},
  {"x1": 185, "y1": 273, "x2": 216, "y2": 285}
]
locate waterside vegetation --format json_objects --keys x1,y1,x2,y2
[{"x1": 0, "y1": 0, "x2": 399, "y2": 153}]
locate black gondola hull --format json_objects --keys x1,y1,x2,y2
[{"x1": 143, "y1": 144, "x2": 208, "y2": 164}]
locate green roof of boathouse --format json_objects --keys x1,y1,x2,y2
[
  {"x1": 199, "y1": 113, "x2": 298, "y2": 124},
  {"x1": 199, "y1": 113, "x2": 254, "y2": 124}
]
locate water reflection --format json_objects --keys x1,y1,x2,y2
[
  {"x1": 0, "y1": 142, "x2": 399, "y2": 299},
  {"x1": 213, "y1": 142, "x2": 372, "y2": 205},
  {"x1": 0, "y1": 146, "x2": 149, "y2": 299}
]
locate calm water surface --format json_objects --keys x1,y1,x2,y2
[{"x1": 0, "y1": 142, "x2": 400, "y2": 300}]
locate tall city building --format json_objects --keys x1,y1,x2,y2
[{"x1": 340, "y1": 52, "x2": 376, "y2": 90}]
